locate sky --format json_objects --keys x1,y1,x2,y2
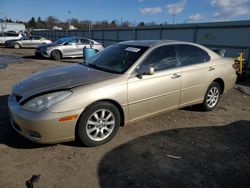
[{"x1": 1, "y1": 0, "x2": 250, "y2": 24}]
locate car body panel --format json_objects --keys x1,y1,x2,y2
[
  {"x1": 127, "y1": 68, "x2": 181, "y2": 121},
  {"x1": 12, "y1": 64, "x2": 118, "y2": 103},
  {"x1": 8, "y1": 40, "x2": 237, "y2": 144}
]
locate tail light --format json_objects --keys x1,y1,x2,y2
[{"x1": 233, "y1": 60, "x2": 240, "y2": 70}]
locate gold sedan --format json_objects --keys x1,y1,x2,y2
[{"x1": 8, "y1": 40, "x2": 237, "y2": 146}]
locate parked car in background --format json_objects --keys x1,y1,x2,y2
[
  {"x1": 0, "y1": 32, "x2": 23, "y2": 44},
  {"x1": 35, "y1": 37, "x2": 104, "y2": 60},
  {"x1": 4, "y1": 35, "x2": 52, "y2": 48},
  {"x1": 8, "y1": 40, "x2": 237, "y2": 146}
]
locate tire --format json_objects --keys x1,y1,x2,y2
[
  {"x1": 51, "y1": 50, "x2": 62, "y2": 60},
  {"x1": 77, "y1": 102, "x2": 120, "y2": 146},
  {"x1": 202, "y1": 82, "x2": 221, "y2": 111},
  {"x1": 13, "y1": 43, "x2": 21, "y2": 49}
]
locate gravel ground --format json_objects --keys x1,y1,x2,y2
[{"x1": 0, "y1": 47, "x2": 250, "y2": 188}]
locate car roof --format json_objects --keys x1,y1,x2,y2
[{"x1": 118, "y1": 40, "x2": 178, "y2": 47}]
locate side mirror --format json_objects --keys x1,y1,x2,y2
[
  {"x1": 137, "y1": 66, "x2": 154, "y2": 79},
  {"x1": 64, "y1": 42, "x2": 70, "y2": 45}
]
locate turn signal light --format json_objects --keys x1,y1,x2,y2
[{"x1": 59, "y1": 115, "x2": 78, "y2": 122}]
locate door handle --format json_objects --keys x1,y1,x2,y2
[
  {"x1": 208, "y1": 67, "x2": 215, "y2": 71},
  {"x1": 171, "y1": 73, "x2": 181, "y2": 79}
]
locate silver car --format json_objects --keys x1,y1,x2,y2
[
  {"x1": 8, "y1": 40, "x2": 237, "y2": 146},
  {"x1": 5, "y1": 35, "x2": 52, "y2": 48},
  {"x1": 35, "y1": 37, "x2": 104, "y2": 60}
]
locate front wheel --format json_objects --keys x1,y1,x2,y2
[
  {"x1": 51, "y1": 50, "x2": 62, "y2": 60},
  {"x1": 76, "y1": 102, "x2": 120, "y2": 146},
  {"x1": 202, "y1": 82, "x2": 221, "y2": 111},
  {"x1": 13, "y1": 43, "x2": 21, "y2": 49}
]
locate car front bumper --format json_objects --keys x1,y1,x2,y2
[
  {"x1": 35, "y1": 49, "x2": 50, "y2": 58},
  {"x1": 8, "y1": 94, "x2": 83, "y2": 144}
]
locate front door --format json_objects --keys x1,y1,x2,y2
[{"x1": 128, "y1": 45, "x2": 181, "y2": 121}]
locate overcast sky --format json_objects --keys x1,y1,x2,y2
[{"x1": 1, "y1": 0, "x2": 250, "y2": 24}]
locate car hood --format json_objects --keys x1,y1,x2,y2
[
  {"x1": 6, "y1": 39, "x2": 19, "y2": 43},
  {"x1": 37, "y1": 43, "x2": 61, "y2": 48},
  {"x1": 12, "y1": 64, "x2": 118, "y2": 102}
]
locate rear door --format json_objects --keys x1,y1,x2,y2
[
  {"x1": 177, "y1": 44, "x2": 214, "y2": 107},
  {"x1": 78, "y1": 38, "x2": 91, "y2": 56}
]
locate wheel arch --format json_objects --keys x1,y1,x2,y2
[
  {"x1": 212, "y1": 78, "x2": 225, "y2": 94},
  {"x1": 13, "y1": 41, "x2": 22, "y2": 48},
  {"x1": 75, "y1": 99, "x2": 125, "y2": 139}
]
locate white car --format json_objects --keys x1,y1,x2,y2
[{"x1": 0, "y1": 32, "x2": 23, "y2": 44}]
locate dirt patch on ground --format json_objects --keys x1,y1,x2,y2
[{"x1": 0, "y1": 47, "x2": 250, "y2": 187}]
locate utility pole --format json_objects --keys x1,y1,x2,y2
[
  {"x1": 172, "y1": 14, "x2": 176, "y2": 24},
  {"x1": 172, "y1": 7, "x2": 176, "y2": 24},
  {"x1": 68, "y1": 10, "x2": 71, "y2": 30}
]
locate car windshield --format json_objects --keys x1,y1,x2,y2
[
  {"x1": 85, "y1": 44, "x2": 148, "y2": 74},
  {"x1": 20, "y1": 36, "x2": 27, "y2": 40},
  {"x1": 53, "y1": 38, "x2": 69, "y2": 44}
]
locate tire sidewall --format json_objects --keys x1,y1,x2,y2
[
  {"x1": 77, "y1": 102, "x2": 120, "y2": 146},
  {"x1": 51, "y1": 50, "x2": 61, "y2": 60},
  {"x1": 203, "y1": 82, "x2": 221, "y2": 111},
  {"x1": 13, "y1": 43, "x2": 20, "y2": 49}
]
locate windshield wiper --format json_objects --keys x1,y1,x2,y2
[{"x1": 87, "y1": 63, "x2": 120, "y2": 74}]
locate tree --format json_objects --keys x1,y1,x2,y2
[
  {"x1": 121, "y1": 21, "x2": 131, "y2": 28},
  {"x1": 36, "y1": 17, "x2": 45, "y2": 29},
  {"x1": 138, "y1": 22, "x2": 145, "y2": 27},
  {"x1": 110, "y1": 20, "x2": 118, "y2": 28},
  {"x1": 46, "y1": 16, "x2": 60, "y2": 29},
  {"x1": 26, "y1": 17, "x2": 36, "y2": 29}
]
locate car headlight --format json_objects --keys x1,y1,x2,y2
[{"x1": 22, "y1": 91, "x2": 72, "y2": 112}]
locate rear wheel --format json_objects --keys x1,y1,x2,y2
[
  {"x1": 13, "y1": 43, "x2": 21, "y2": 49},
  {"x1": 76, "y1": 102, "x2": 120, "y2": 146},
  {"x1": 51, "y1": 50, "x2": 62, "y2": 60},
  {"x1": 202, "y1": 82, "x2": 221, "y2": 111}
]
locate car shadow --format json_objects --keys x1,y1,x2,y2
[
  {"x1": 0, "y1": 95, "x2": 48, "y2": 149},
  {"x1": 98, "y1": 120, "x2": 250, "y2": 188},
  {"x1": 22, "y1": 55, "x2": 44, "y2": 60}
]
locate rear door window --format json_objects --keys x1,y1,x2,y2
[
  {"x1": 177, "y1": 44, "x2": 210, "y2": 66},
  {"x1": 80, "y1": 39, "x2": 90, "y2": 45}
]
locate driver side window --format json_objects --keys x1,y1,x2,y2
[{"x1": 140, "y1": 45, "x2": 178, "y2": 72}]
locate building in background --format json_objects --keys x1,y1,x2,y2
[{"x1": 0, "y1": 19, "x2": 25, "y2": 32}]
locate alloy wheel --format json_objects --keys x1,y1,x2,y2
[
  {"x1": 86, "y1": 109, "x2": 115, "y2": 141},
  {"x1": 206, "y1": 87, "x2": 219, "y2": 108}
]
